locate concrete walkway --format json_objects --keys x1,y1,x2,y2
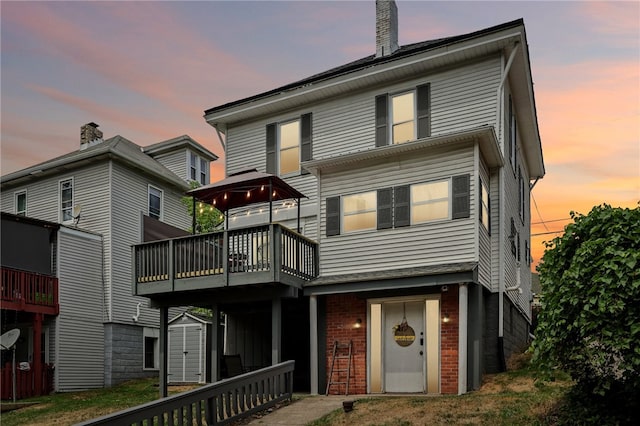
[{"x1": 246, "y1": 394, "x2": 349, "y2": 425}]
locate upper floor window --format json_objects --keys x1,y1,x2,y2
[
  {"x1": 189, "y1": 151, "x2": 209, "y2": 185},
  {"x1": 326, "y1": 174, "x2": 469, "y2": 237},
  {"x1": 15, "y1": 190, "x2": 27, "y2": 216},
  {"x1": 376, "y1": 83, "x2": 430, "y2": 147},
  {"x1": 266, "y1": 113, "x2": 312, "y2": 176},
  {"x1": 343, "y1": 191, "x2": 377, "y2": 233},
  {"x1": 60, "y1": 178, "x2": 73, "y2": 223},
  {"x1": 148, "y1": 185, "x2": 163, "y2": 220},
  {"x1": 480, "y1": 179, "x2": 490, "y2": 231},
  {"x1": 411, "y1": 180, "x2": 450, "y2": 223}
]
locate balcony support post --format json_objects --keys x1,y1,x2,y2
[
  {"x1": 271, "y1": 297, "x2": 281, "y2": 365},
  {"x1": 33, "y1": 313, "x2": 43, "y2": 396},
  {"x1": 159, "y1": 306, "x2": 169, "y2": 398},
  {"x1": 309, "y1": 295, "x2": 318, "y2": 395},
  {"x1": 210, "y1": 303, "x2": 219, "y2": 382}
]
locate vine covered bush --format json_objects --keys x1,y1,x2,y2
[{"x1": 532, "y1": 204, "x2": 639, "y2": 420}]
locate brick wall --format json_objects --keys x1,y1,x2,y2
[
  {"x1": 325, "y1": 294, "x2": 367, "y2": 394},
  {"x1": 440, "y1": 286, "x2": 459, "y2": 394},
  {"x1": 325, "y1": 289, "x2": 462, "y2": 395}
]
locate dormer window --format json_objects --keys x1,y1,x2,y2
[{"x1": 189, "y1": 151, "x2": 209, "y2": 185}]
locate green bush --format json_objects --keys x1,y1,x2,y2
[{"x1": 532, "y1": 204, "x2": 639, "y2": 419}]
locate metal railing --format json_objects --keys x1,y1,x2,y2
[
  {"x1": 0, "y1": 267, "x2": 59, "y2": 315},
  {"x1": 134, "y1": 224, "x2": 318, "y2": 291},
  {"x1": 76, "y1": 360, "x2": 295, "y2": 426}
]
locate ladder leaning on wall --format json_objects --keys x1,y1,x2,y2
[{"x1": 325, "y1": 340, "x2": 353, "y2": 395}]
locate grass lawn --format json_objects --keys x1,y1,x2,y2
[{"x1": 1, "y1": 360, "x2": 574, "y2": 426}]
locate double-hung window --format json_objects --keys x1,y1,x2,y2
[
  {"x1": 480, "y1": 179, "x2": 490, "y2": 231},
  {"x1": 60, "y1": 178, "x2": 73, "y2": 223},
  {"x1": 376, "y1": 83, "x2": 430, "y2": 147},
  {"x1": 189, "y1": 152, "x2": 209, "y2": 185},
  {"x1": 148, "y1": 185, "x2": 163, "y2": 220},
  {"x1": 266, "y1": 113, "x2": 312, "y2": 176},
  {"x1": 15, "y1": 190, "x2": 27, "y2": 216},
  {"x1": 200, "y1": 158, "x2": 208, "y2": 185},
  {"x1": 342, "y1": 191, "x2": 377, "y2": 233},
  {"x1": 326, "y1": 174, "x2": 470, "y2": 237},
  {"x1": 411, "y1": 180, "x2": 450, "y2": 223},
  {"x1": 190, "y1": 152, "x2": 197, "y2": 181}
]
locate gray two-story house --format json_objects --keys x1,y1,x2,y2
[
  {"x1": 133, "y1": 0, "x2": 544, "y2": 395},
  {"x1": 1, "y1": 123, "x2": 217, "y2": 391}
]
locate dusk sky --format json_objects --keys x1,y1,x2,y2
[{"x1": 1, "y1": 1, "x2": 639, "y2": 269}]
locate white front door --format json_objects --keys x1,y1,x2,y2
[{"x1": 383, "y1": 301, "x2": 424, "y2": 392}]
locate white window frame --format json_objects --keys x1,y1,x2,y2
[
  {"x1": 390, "y1": 90, "x2": 416, "y2": 144},
  {"x1": 189, "y1": 151, "x2": 198, "y2": 181},
  {"x1": 188, "y1": 151, "x2": 209, "y2": 185},
  {"x1": 143, "y1": 327, "x2": 159, "y2": 371},
  {"x1": 15, "y1": 190, "x2": 27, "y2": 216},
  {"x1": 59, "y1": 178, "x2": 74, "y2": 224},
  {"x1": 148, "y1": 185, "x2": 163, "y2": 220},
  {"x1": 342, "y1": 191, "x2": 377, "y2": 233},
  {"x1": 480, "y1": 180, "x2": 490, "y2": 231},
  {"x1": 278, "y1": 118, "x2": 301, "y2": 176},
  {"x1": 410, "y1": 179, "x2": 451, "y2": 224},
  {"x1": 199, "y1": 158, "x2": 208, "y2": 185}
]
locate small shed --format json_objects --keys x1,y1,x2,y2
[{"x1": 168, "y1": 312, "x2": 212, "y2": 384}]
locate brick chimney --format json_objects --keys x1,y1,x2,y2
[
  {"x1": 80, "y1": 122, "x2": 103, "y2": 150},
  {"x1": 376, "y1": 0, "x2": 399, "y2": 58}
]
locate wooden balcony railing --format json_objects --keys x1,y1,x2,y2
[
  {"x1": 76, "y1": 360, "x2": 295, "y2": 426},
  {"x1": 0, "y1": 267, "x2": 59, "y2": 315},
  {"x1": 133, "y1": 224, "x2": 318, "y2": 296}
]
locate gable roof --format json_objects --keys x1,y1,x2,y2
[
  {"x1": 204, "y1": 18, "x2": 544, "y2": 179},
  {"x1": 144, "y1": 134, "x2": 218, "y2": 161},
  {"x1": 1, "y1": 135, "x2": 190, "y2": 190}
]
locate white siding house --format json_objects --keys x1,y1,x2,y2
[
  {"x1": 131, "y1": 1, "x2": 544, "y2": 396},
  {"x1": 1, "y1": 126, "x2": 218, "y2": 391}
]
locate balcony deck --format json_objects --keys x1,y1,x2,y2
[
  {"x1": 1, "y1": 267, "x2": 59, "y2": 315},
  {"x1": 133, "y1": 224, "x2": 318, "y2": 300}
]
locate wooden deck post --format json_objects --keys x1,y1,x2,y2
[{"x1": 159, "y1": 307, "x2": 168, "y2": 398}]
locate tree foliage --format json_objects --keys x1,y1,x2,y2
[
  {"x1": 532, "y1": 204, "x2": 639, "y2": 402},
  {"x1": 181, "y1": 181, "x2": 224, "y2": 233}
]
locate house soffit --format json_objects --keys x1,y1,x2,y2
[{"x1": 302, "y1": 126, "x2": 502, "y2": 175}]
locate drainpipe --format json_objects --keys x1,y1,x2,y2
[
  {"x1": 496, "y1": 43, "x2": 519, "y2": 372},
  {"x1": 458, "y1": 284, "x2": 468, "y2": 394}
]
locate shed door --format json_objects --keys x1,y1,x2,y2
[{"x1": 168, "y1": 324, "x2": 204, "y2": 383}]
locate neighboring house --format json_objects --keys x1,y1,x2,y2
[
  {"x1": 132, "y1": 1, "x2": 544, "y2": 395},
  {"x1": 1, "y1": 212, "x2": 102, "y2": 398},
  {"x1": 1, "y1": 123, "x2": 217, "y2": 392}
]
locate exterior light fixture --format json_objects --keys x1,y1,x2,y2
[
  {"x1": 442, "y1": 314, "x2": 450, "y2": 323},
  {"x1": 354, "y1": 318, "x2": 362, "y2": 328}
]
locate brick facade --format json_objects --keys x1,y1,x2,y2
[
  {"x1": 440, "y1": 286, "x2": 459, "y2": 394},
  {"x1": 325, "y1": 288, "x2": 462, "y2": 395},
  {"x1": 325, "y1": 294, "x2": 367, "y2": 394}
]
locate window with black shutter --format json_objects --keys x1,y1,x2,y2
[
  {"x1": 326, "y1": 196, "x2": 341, "y2": 236},
  {"x1": 394, "y1": 185, "x2": 411, "y2": 227},
  {"x1": 375, "y1": 94, "x2": 388, "y2": 147},
  {"x1": 266, "y1": 114, "x2": 313, "y2": 176},
  {"x1": 452, "y1": 174, "x2": 470, "y2": 219},
  {"x1": 300, "y1": 113, "x2": 312, "y2": 174},
  {"x1": 377, "y1": 188, "x2": 393, "y2": 229},
  {"x1": 266, "y1": 123, "x2": 277, "y2": 174}
]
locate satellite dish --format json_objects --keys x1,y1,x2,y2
[
  {"x1": 72, "y1": 204, "x2": 82, "y2": 225},
  {"x1": 0, "y1": 328, "x2": 20, "y2": 350}
]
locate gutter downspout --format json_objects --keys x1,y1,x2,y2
[{"x1": 497, "y1": 43, "x2": 519, "y2": 372}]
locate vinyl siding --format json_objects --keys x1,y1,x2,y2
[
  {"x1": 319, "y1": 145, "x2": 475, "y2": 276},
  {"x1": 110, "y1": 161, "x2": 191, "y2": 325},
  {"x1": 152, "y1": 150, "x2": 188, "y2": 181},
  {"x1": 478, "y1": 158, "x2": 492, "y2": 289},
  {"x1": 56, "y1": 227, "x2": 104, "y2": 391}
]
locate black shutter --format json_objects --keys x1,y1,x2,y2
[
  {"x1": 300, "y1": 113, "x2": 312, "y2": 175},
  {"x1": 394, "y1": 185, "x2": 410, "y2": 227},
  {"x1": 417, "y1": 83, "x2": 431, "y2": 139},
  {"x1": 375, "y1": 94, "x2": 388, "y2": 147},
  {"x1": 266, "y1": 123, "x2": 277, "y2": 174},
  {"x1": 326, "y1": 196, "x2": 340, "y2": 237},
  {"x1": 377, "y1": 188, "x2": 393, "y2": 229},
  {"x1": 452, "y1": 174, "x2": 470, "y2": 219}
]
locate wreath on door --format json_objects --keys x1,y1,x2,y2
[{"x1": 392, "y1": 303, "x2": 416, "y2": 347}]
